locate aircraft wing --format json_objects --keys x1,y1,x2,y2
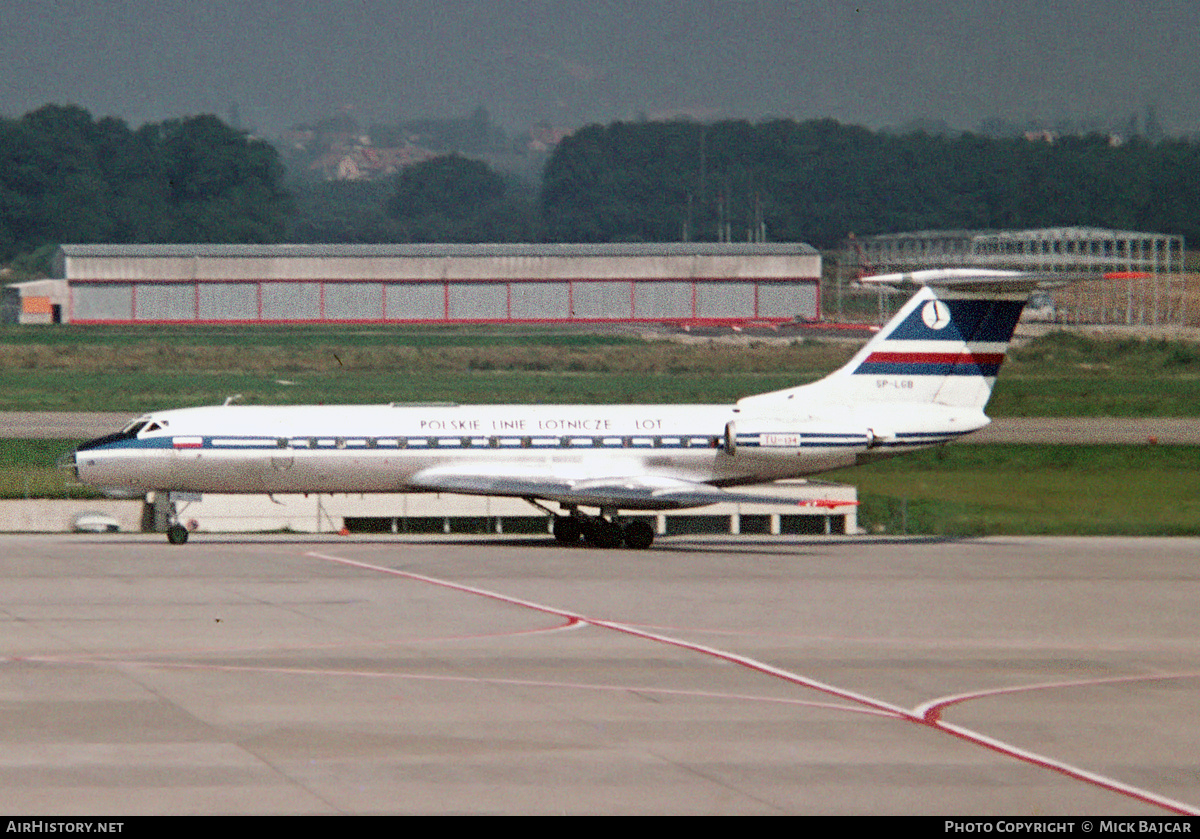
[{"x1": 407, "y1": 467, "x2": 852, "y2": 512}]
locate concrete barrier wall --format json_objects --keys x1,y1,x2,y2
[
  {"x1": 0, "y1": 482, "x2": 857, "y2": 535},
  {"x1": 0, "y1": 500, "x2": 143, "y2": 533}
]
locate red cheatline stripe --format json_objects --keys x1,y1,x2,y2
[{"x1": 865, "y1": 351, "x2": 1006, "y2": 365}]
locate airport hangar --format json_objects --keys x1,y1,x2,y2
[
  {"x1": 49, "y1": 242, "x2": 821, "y2": 326},
  {"x1": 34, "y1": 242, "x2": 854, "y2": 538}
]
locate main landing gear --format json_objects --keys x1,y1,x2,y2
[{"x1": 551, "y1": 512, "x2": 655, "y2": 550}]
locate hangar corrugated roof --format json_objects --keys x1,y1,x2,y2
[{"x1": 57, "y1": 242, "x2": 817, "y2": 259}]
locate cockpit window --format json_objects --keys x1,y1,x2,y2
[
  {"x1": 122, "y1": 421, "x2": 148, "y2": 435},
  {"x1": 144, "y1": 422, "x2": 162, "y2": 433}
]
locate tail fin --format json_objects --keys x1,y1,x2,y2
[{"x1": 739, "y1": 270, "x2": 1041, "y2": 413}]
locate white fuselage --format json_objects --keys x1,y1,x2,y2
[
  {"x1": 69, "y1": 272, "x2": 1042, "y2": 547},
  {"x1": 72, "y1": 400, "x2": 985, "y2": 496}
]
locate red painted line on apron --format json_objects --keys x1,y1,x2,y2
[{"x1": 304, "y1": 550, "x2": 1200, "y2": 815}]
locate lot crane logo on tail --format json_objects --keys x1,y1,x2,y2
[{"x1": 922, "y1": 299, "x2": 951, "y2": 330}]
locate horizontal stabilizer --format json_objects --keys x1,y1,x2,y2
[{"x1": 859, "y1": 268, "x2": 1066, "y2": 293}]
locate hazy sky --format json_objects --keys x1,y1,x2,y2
[{"x1": 3, "y1": 0, "x2": 1197, "y2": 137}]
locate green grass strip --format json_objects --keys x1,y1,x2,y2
[{"x1": 824, "y1": 444, "x2": 1200, "y2": 536}]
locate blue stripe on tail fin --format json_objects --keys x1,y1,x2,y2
[
  {"x1": 737, "y1": 281, "x2": 1031, "y2": 414},
  {"x1": 881, "y1": 297, "x2": 1026, "y2": 344}
]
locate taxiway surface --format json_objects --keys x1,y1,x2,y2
[{"x1": 1, "y1": 533, "x2": 1197, "y2": 815}]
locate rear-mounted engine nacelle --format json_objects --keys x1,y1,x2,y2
[{"x1": 724, "y1": 419, "x2": 873, "y2": 455}]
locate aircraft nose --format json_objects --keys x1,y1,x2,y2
[{"x1": 75, "y1": 431, "x2": 130, "y2": 453}]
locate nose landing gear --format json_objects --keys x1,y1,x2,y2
[{"x1": 155, "y1": 491, "x2": 196, "y2": 544}]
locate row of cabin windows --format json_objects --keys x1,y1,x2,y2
[{"x1": 274, "y1": 435, "x2": 724, "y2": 450}]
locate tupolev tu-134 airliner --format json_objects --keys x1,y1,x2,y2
[{"x1": 66, "y1": 269, "x2": 1057, "y2": 548}]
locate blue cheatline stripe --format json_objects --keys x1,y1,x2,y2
[
  {"x1": 88, "y1": 432, "x2": 890, "y2": 453},
  {"x1": 92, "y1": 435, "x2": 725, "y2": 451},
  {"x1": 84, "y1": 432, "x2": 974, "y2": 456},
  {"x1": 853, "y1": 361, "x2": 1003, "y2": 376},
  {"x1": 872, "y1": 439, "x2": 957, "y2": 448},
  {"x1": 897, "y1": 430, "x2": 970, "y2": 439},
  {"x1": 853, "y1": 349, "x2": 1006, "y2": 377},
  {"x1": 84, "y1": 437, "x2": 175, "y2": 450}
]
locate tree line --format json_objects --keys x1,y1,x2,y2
[
  {"x1": 298, "y1": 118, "x2": 1200, "y2": 249},
  {"x1": 4, "y1": 106, "x2": 1200, "y2": 271},
  {"x1": 539, "y1": 119, "x2": 1200, "y2": 248},
  {"x1": 0, "y1": 104, "x2": 290, "y2": 267}
]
